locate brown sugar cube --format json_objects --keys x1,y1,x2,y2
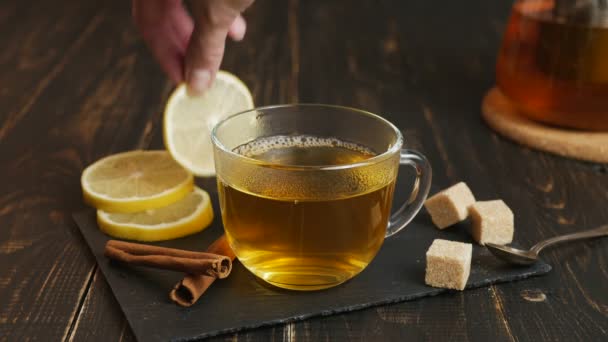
[
  {"x1": 425, "y1": 239, "x2": 472, "y2": 290},
  {"x1": 469, "y1": 200, "x2": 514, "y2": 246},
  {"x1": 424, "y1": 182, "x2": 476, "y2": 229}
]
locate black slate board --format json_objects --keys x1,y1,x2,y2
[{"x1": 74, "y1": 190, "x2": 551, "y2": 342}]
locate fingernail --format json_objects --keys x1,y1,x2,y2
[{"x1": 187, "y1": 69, "x2": 211, "y2": 96}]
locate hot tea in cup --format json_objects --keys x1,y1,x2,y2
[{"x1": 212, "y1": 105, "x2": 431, "y2": 290}]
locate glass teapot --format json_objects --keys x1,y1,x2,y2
[{"x1": 496, "y1": 0, "x2": 608, "y2": 131}]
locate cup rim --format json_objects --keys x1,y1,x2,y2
[{"x1": 211, "y1": 103, "x2": 404, "y2": 171}]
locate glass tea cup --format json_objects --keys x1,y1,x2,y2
[{"x1": 211, "y1": 104, "x2": 432, "y2": 290}]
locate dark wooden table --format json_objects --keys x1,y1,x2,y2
[{"x1": 1, "y1": 0, "x2": 607, "y2": 340}]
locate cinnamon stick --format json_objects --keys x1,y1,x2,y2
[
  {"x1": 104, "y1": 240, "x2": 232, "y2": 279},
  {"x1": 170, "y1": 235, "x2": 236, "y2": 307}
]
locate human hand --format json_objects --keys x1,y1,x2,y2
[{"x1": 132, "y1": 0, "x2": 254, "y2": 95}]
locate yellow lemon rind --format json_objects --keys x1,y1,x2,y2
[
  {"x1": 81, "y1": 150, "x2": 194, "y2": 213},
  {"x1": 96, "y1": 188, "x2": 214, "y2": 242}
]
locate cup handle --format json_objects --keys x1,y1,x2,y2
[{"x1": 385, "y1": 149, "x2": 432, "y2": 238}]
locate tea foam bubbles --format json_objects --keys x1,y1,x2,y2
[{"x1": 233, "y1": 135, "x2": 375, "y2": 159}]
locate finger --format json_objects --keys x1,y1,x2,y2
[
  {"x1": 184, "y1": 22, "x2": 230, "y2": 96},
  {"x1": 185, "y1": 0, "x2": 254, "y2": 96},
  {"x1": 133, "y1": 0, "x2": 193, "y2": 84},
  {"x1": 141, "y1": 23, "x2": 188, "y2": 84},
  {"x1": 150, "y1": 41, "x2": 184, "y2": 84},
  {"x1": 227, "y1": 15, "x2": 247, "y2": 41},
  {"x1": 169, "y1": 3, "x2": 195, "y2": 50}
]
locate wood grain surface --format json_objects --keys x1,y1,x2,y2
[{"x1": 0, "y1": 0, "x2": 606, "y2": 341}]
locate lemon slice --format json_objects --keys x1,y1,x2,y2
[
  {"x1": 82, "y1": 150, "x2": 193, "y2": 213},
  {"x1": 164, "y1": 70, "x2": 254, "y2": 177},
  {"x1": 97, "y1": 187, "x2": 214, "y2": 241}
]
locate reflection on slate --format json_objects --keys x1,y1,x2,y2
[{"x1": 74, "y1": 185, "x2": 551, "y2": 341}]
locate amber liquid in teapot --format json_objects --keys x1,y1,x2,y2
[{"x1": 497, "y1": 0, "x2": 608, "y2": 130}]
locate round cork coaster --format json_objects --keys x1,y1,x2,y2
[{"x1": 482, "y1": 87, "x2": 608, "y2": 163}]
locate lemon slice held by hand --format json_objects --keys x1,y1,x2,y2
[
  {"x1": 81, "y1": 150, "x2": 193, "y2": 213},
  {"x1": 163, "y1": 70, "x2": 254, "y2": 177},
  {"x1": 97, "y1": 187, "x2": 214, "y2": 242}
]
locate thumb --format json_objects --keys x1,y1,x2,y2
[
  {"x1": 185, "y1": 0, "x2": 254, "y2": 96},
  {"x1": 184, "y1": 22, "x2": 229, "y2": 96}
]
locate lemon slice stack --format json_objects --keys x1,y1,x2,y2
[
  {"x1": 81, "y1": 71, "x2": 253, "y2": 241},
  {"x1": 81, "y1": 150, "x2": 213, "y2": 241}
]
